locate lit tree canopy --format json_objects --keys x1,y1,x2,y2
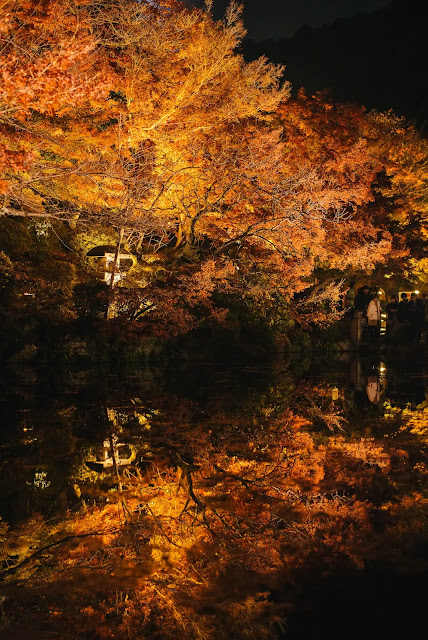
[{"x1": 1, "y1": 0, "x2": 426, "y2": 323}]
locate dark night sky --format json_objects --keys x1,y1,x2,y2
[{"x1": 202, "y1": 0, "x2": 392, "y2": 41}]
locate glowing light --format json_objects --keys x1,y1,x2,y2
[{"x1": 414, "y1": 290, "x2": 419, "y2": 294}]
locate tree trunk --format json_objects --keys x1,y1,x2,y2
[
  {"x1": 109, "y1": 432, "x2": 123, "y2": 493},
  {"x1": 109, "y1": 227, "x2": 125, "y2": 289}
]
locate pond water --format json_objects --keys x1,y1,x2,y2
[{"x1": 0, "y1": 347, "x2": 427, "y2": 639}]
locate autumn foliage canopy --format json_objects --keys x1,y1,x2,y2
[{"x1": 0, "y1": 0, "x2": 427, "y2": 327}]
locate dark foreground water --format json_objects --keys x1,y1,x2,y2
[{"x1": 0, "y1": 347, "x2": 427, "y2": 639}]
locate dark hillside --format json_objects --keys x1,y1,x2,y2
[{"x1": 243, "y1": 0, "x2": 428, "y2": 126}]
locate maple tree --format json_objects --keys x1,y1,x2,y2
[
  {"x1": 362, "y1": 111, "x2": 428, "y2": 287},
  {"x1": 1, "y1": 0, "x2": 411, "y2": 334},
  {"x1": 276, "y1": 92, "x2": 396, "y2": 280},
  {"x1": 1, "y1": 0, "x2": 426, "y2": 347},
  {"x1": 272, "y1": 92, "x2": 428, "y2": 302},
  {"x1": 0, "y1": 0, "x2": 287, "y2": 231}
]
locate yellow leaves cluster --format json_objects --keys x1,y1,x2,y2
[
  {"x1": 400, "y1": 408, "x2": 428, "y2": 439},
  {"x1": 409, "y1": 257, "x2": 428, "y2": 282},
  {"x1": 331, "y1": 436, "x2": 392, "y2": 470}
]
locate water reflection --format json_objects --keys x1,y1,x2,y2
[
  {"x1": 0, "y1": 353, "x2": 427, "y2": 639},
  {"x1": 1, "y1": 354, "x2": 427, "y2": 522},
  {"x1": 346, "y1": 351, "x2": 427, "y2": 415}
]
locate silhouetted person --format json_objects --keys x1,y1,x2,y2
[
  {"x1": 408, "y1": 293, "x2": 425, "y2": 342},
  {"x1": 398, "y1": 293, "x2": 409, "y2": 324},
  {"x1": 386, "y1": 295, "x2": 399, "y2": 334},
  {"x1": 354, "y1": 285, "x2": 371, "y2": 312},
  {"x1": 421, "y1": 293, "x2": 428, "y2": 323}
]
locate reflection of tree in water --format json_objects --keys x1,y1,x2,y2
[{"x1": 1, "y1": 362, "x2": 428, "y2": 639}]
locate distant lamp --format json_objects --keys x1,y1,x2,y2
[
  {"x1": 378, "y1": 290, "x2": 383, "y2": 295},
  {"x1": 414, "y1": 290, "x2": 420, "y2": 294}
]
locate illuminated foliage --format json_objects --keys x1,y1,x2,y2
[
  {"x1": 363, "y1": 111, "x2": 428, "y2": 285},
  {"x1": 276, "y1": 92, "x2": 395, "y2": 275},
  {"x1": 3, "y1": 1, "x2": 423, "y2": 331}
]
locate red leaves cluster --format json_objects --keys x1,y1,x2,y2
[{"x1": 0, "y1": 0, "x2": 116, "y2": 116}]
